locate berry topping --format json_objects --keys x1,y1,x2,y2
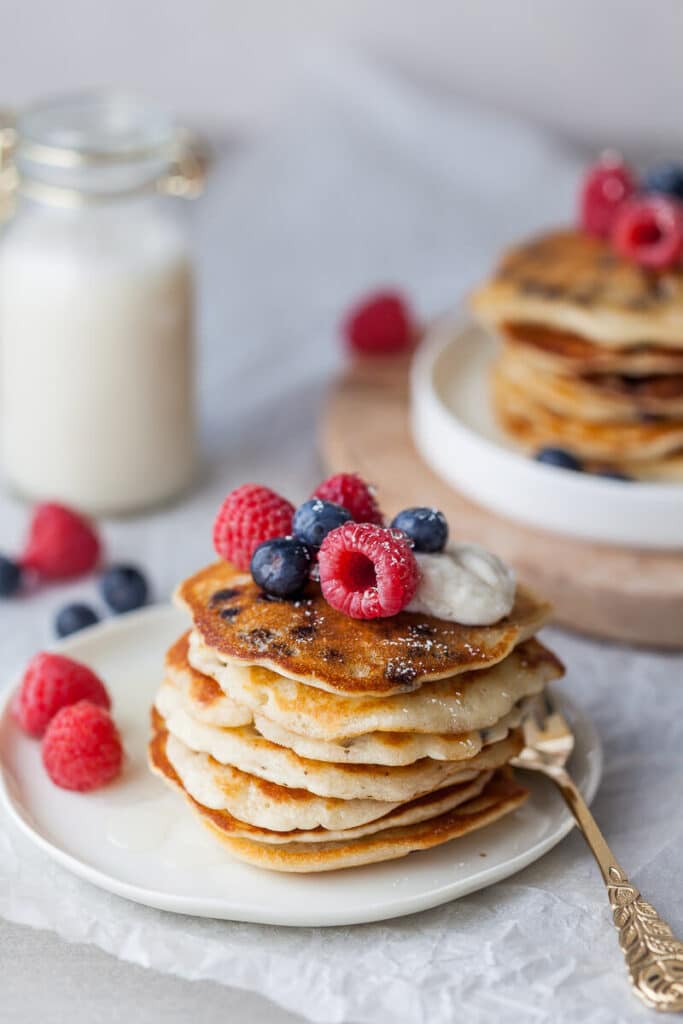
[
  {"x1": 318, "y1": 522, "x2": 419, "y2": 619},
  {"x1": 42, "y1": 700, "x2": 122, "y2": 791},
  {"x1": 312, "y1": 473, "x2": 383, "y2": 525},
  {"x1": 612, "y1": 196, "x2": 683, "y2": 270},
  {"x1": 101, "y1": 564, "x2": 148, "y2": 614},
  {"x1": 13, "y1": 652, "x2": 110, "y2": 737},
  {"x1": 579, "y1": 155, "x2": 636, "y2": 238},
  {"x1": 390, "y1": 507, "x2": 448, "y2": 553},
  {"x1": 213, "y1": 484, "x2": 295, "y2": 572},
  {"x1": 534, "y1": 447, "x2": 582, "y2": 471},
  {"x1": 293, "y1": 499, "x2": 352, "y2": 548},
  {"x1": 22, "y1": 503, "x2": 101, "y2": 580},
  {"x1": 343, "y1": 290, "x2": 414, "y2": 355},
  {"x1": 250, "y1": 537, "x2": 312, "y2": 598},
  {"x1": 0, "y1": 555, "x2": 22, "y2": 597},
  {"x1": 643, "y1": 163, "x2": 683, "y2": 201},
  {"x1": 55, "y1": 603, "x2": 99, "y2": 638}
]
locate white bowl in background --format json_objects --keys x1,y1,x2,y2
[{"x1": 411, "y1": 316, "x2": 683, "y2": 549}]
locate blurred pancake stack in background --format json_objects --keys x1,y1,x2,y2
[{"x1": 472, "y1": 229, "x2": 683, "y2": 481}]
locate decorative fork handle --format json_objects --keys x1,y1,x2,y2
[{"x1": 548, "y1": 766, "x2": 683, "y2": 1013}]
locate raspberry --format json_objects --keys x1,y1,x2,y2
[
  {"x1": 579, "y1": 155, "x2": 636, "y2": 238},
  {"x1": 612, "y1": 196, "x2": 683, "y2": 269},
  {"x1": 312, "y1": 473, "x2": 383, "y2": 525},
  {"x1": 42, "y1": 700, "x2": 122, "y2": 792},
  {"x1": 22, "y1": 503, "x2": 101, "y2": 580},
  {"x1": 13, "y1": 652, "x2": 110, "y2": 737},
  {"x1": 343, "y1": 290, "x2": 414, "y2": 355},
  {"x1": 318, "y1": 522, "x2": 419, "y2": 619},
  {"x1": 213, "y1": 484, "x2": 295, "y2": 571}
]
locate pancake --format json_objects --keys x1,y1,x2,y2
[
  {"x1": 163, "y1": 674, "x2": 489, "y2": 766},
  {"x1": 164, "y1": 727, "x2": 509, "y2": 829},
  {"x1": 205, "y1": 771, "x2": 527, "y2": 873},
  {"x1": 618, "y1": 451, "x2": 683, "y2": 482},
  {"x1": 497, "y1": 347, "x2": 683, "y2": 423},
  {"x1": 165, "y1": 632, "x2": 252, "y2": 727},
  {"x1": 175, "y1": 561, "x2": 551, "y2": 696},
  {"x1": 471, "y1": 229, "x2": 683, "y2": 348},
  {"x1": 165, "y1": 731, "x2": 402, "y2": 830},
  {"x1": 188, "y1": 631, "x2": 563, "y2": 740},
  {"x1": 149, "y1": 712, "x2": 527, "y2": 870},
  {"x1": 492, "y1": 363, "x2": 683, "y2": 462},
  {"x1": 161, "y1": 636, "x2": 525, "y2": 765},
  {"x1": 501, "y1": 323, "x2": 683, "y2": 377},
  {"x1": 158, "y1": 686, "x2": 523, "y2": 802},
  {"x1": 156, "y1": 675, "x2": 512, "y2": 767},
  {"x1": 150, "y1": 709, "x2": 396, "y2": 833},
  {"x1": 250, "y1": 704, "x2": 523, "y2": 766}
]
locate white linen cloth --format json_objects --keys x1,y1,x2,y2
[{"x1": 1, "y1": 52, "x2": 681, "y2": 1024}]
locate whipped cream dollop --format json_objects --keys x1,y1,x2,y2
[{"x1": 406, "y1": 542, "x2": 516, "y2": 625}]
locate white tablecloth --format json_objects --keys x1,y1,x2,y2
[{"x1": 1, "y1": 54, "x2": 682, "y2": 1024}]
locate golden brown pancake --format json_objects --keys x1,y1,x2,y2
[
  {"x1": 149, "y1": 710, "x2": 527, "y2": 871},
  {"x1": 150, "y1": 709, "x2": 495, "y2": 842},
  {"x1": 161, "y1": 632, "x2": 538, "y2": 765},
  {"x1": 497, "y1": 347, "x2": 683, "y2": 423},
  {"x1": 164, "y1": 630, "x2": 252, "y2": 728},
  {"x1": 618, "y1": 451, "x2": 683, "y2": 482},
  {"x1": 188, "y1": 632, "x2": 563, "y2": 740},
  {"x1": 492, "y1": 364, "x2": 683, "y2": 463},
  {"x1": 471, "y1": 229, "x2": 683, "y2": 348},
  {"x1": 166, "y1": 632, "x2": 238, "y2": 711},
  {"x1": 175, "y1": 562, "x2": 551, "y2": 697},
  {"x1": 501, "y1": 322, "x2": 683, "y2": 377},
  {"x1": 208, "y1": 771, "x2": 527, "y2": 872},
  {"x1": 158, "y1": 690, "x2": 524, "y2": 803}
]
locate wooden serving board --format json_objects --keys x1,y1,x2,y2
[{"x1": 321, "y1": 356, "x2": 683, "y2": 649}]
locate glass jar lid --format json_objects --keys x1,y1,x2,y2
[{"x1": 2, "y1": 91, "x2": 207, "y2": 206}]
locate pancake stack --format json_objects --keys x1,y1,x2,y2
[
  {"x1": 471, "y1": 229, "x2": 683, "y2": 480},
  {"x1": 149, "y1": 560, "x2": 564, "y2": 872}
]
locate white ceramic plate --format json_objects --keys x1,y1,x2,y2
[
  {"x1": 0, "y1": 606, "x2": 601, "y2": 927},
  {"x1": 411, "y1": 316, "x2": 683, "y2": 548}
]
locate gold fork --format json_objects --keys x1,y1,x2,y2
[{"x1": 511, "y1": 693, "x2": 683, "y2": 1013}]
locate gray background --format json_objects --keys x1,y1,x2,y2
[{"x1": 3, "y1": 0, "x2": 683, "y2": 152}]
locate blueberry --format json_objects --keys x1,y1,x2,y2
[
  {"x1": 643, "y1": 163, "x2": 683, "y2": 200},
  {"x1": 101, "y1": 565, "x2": 149, "y2": 614},
  {"x1": 251, "y1": 537, "x2": 312, "y2": 598},
  {"x1": 534, "y1": 447, "x2": 583, "y2": 471},
  {"x1": 597, "y1": 469, "x2": 632, "y2": 482},
  {"x1": 0, "y1": 555, "x2": 22, "y2": 597},
  {"x1": 293, "y1": 499, "x2": 351, "y2": 548},
  {"x1": 55, "y1": 603, "x2": 99, "y2": 638},
  {"x1": 390, "y1": 507, "x2": 448, "y2": 552}
]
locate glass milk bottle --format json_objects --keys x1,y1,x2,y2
[{"x1": 0, "y1": 92, "x2": 204, "y2": 514}]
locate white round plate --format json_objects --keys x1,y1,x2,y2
[
  {"x1": 0, "y1": 606, "x2": 601, "y2": 927},
  {"x1": 411, "y1": 316, "x2": 683, "y2": 548}
]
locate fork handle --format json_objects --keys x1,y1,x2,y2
[{"x1": 551, "y1": 766, "x2": 683, "y2": 1013}]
